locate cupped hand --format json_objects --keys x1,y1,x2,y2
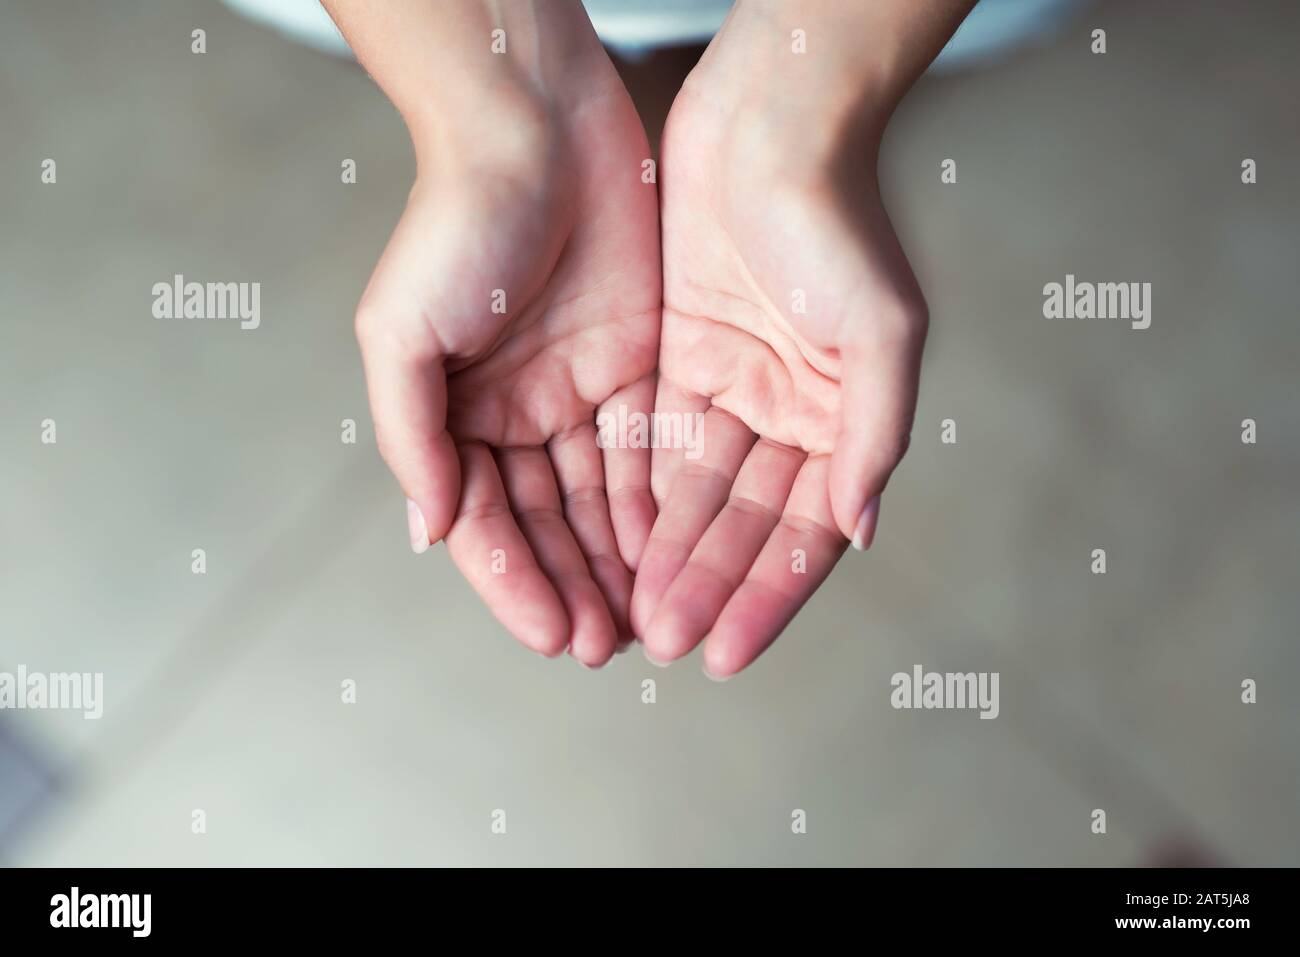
[
  {"x1": 631, "y1": 77, "x2": 928, "y2": 678},
  {"x1": 356, "y1": 72, "x2": 661, "y2": 668}
]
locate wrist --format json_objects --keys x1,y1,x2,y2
[
  {"x1": 684, "y1": 3, "x2": 896, "y2": 180},
  {"x1": 407, "y1": 81, "x2": 561, "y2": 176},
  {"x1": 331, "y1": 0, "x2": 612, "y2": 173},
  {"x1": 686, "y1": 0, "x2": 976, "y2": 178}
]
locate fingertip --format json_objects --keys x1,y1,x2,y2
[
  {"x1": 828, "y1": 459, "x2": 872, "y2": 543},
  {"x1": 701, "y1": 640, "x2": 742, "y2": 682},
  {"x1": 564, "y1": 592, "x2": 620, "y2": 669},
  {"x1": 510, "y1": 588, "x2": 571, "y2": 659},
  {"x1": 532, "y1": 626, "x2": 571, "y2": 659},
  {"x1": 641, "y1": 607, "x2": 692, "y2": 665},
  {"x1": 628, "y1": 535, "x2": 698, "y2": 640},
  {"x1": 418, "y1": 432, "x2": 462, "y2": 544},
  {"x1": 399, "y1": 437, "x2": 461, "y2": 550},
  {"x1": 406, "y1": 498, "x2": 430, "y2": 554},
  {"x1": 568, "y1": 623, "x2": 617, "y2": 669},
  {"x1": 850, "y1": 495, "x2": 881, "y2": 551},
  {"x1": 701, "y1": 585, "x2": 789, "y2": 679},
  {"x1": 642, "y1": 644, "x2": 671, "y2": 668}
]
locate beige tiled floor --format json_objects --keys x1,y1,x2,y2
[{"x1": 1, "y1": 0, "x2": 1296, "y2": 865}]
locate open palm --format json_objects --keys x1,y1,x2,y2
[
  {"x1": 631, "y1": 82, "x2": 928, "y2": 677},
  {"x1": 357, "y1": 79, "x2": 660, "y2": 668}
]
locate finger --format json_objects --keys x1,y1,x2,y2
[
  {"x1": 549, "y1": 422, "x2": 635, "y2": 646},
  {"x1": 828, "y1": 317, "x2": 926, "y2": 549},
  {"x1": 598, "y1": 374, "x2": 659, "y2": 572},
  {"x1": 703, "y1": 454, "x2": 847, "y2": 679},
  {"x1": 356, "y1": 314, "x2": 461, "y2": 552},
  {"x1": 443, "y1": 442, "x2": 569, "y2": 657},
  {"x1": 643, "y1": 439, "x2": 805, "y2": 663},
  {"x1": 647, "y1": 376, "x2": 712, "y2": 509},
  {"x1": 630, "y1": 407, "x2": 754, "y2": 641},
  {"x1": 496, "y1": 446, "x2": 619, "y2": 668}
]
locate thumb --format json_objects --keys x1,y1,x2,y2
[
  {"x1": 356, "y1": 313, "x2": 461, "y2": 553},
  {"x1": 828, "y1": 315, "x2": 926, "y2": 550}
]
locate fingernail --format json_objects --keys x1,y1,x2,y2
[
  {"x1": 702, "y1": 664, "x2": 731, "y2": 683},
  {"x1": 643, "y1": 646, "x2": 670, "y2": 668},
  {"x1": 406, "y1": 498, "x2": 429, "y2": 554},
  {"x1": 851, "y1": 495, "x2": 881, "y2": 551}
]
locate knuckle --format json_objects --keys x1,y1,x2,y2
[
  {"x1": 353, "y1": 302, "x2": 382, "y2": 348},
  {"x1": 886, "y1": 428, "x2": 913, "y2": 467},
  {"x1": 354, "y1": 299, "x2": 441, "y2": 362},
  {"x1": 372, "y1": 425, "x2": 400, "y2": 464},
  {"x1": 879, "y1": 292, "x2": 929, "y2": 348}
]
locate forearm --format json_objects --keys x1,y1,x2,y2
[{"x1": 321, "y1": 0, "x2": 608, "y2": 164}]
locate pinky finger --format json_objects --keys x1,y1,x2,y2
[
  {"x1": 701, "y1": 455, "x2": 847, "y2": 679},
  {"x1": 444, "y1": 443, "x2": 571, "y2": 658}
]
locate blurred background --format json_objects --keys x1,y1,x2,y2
[{"x1": 1, "y1": 0, "x2": 1296, "y2": 866}]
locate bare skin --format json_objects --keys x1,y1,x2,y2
[
  {"x1": 330, "y1": 1, "x2": 660, "y2": 667},
  {"x1": 324, "y1": 0, "x2": 975, "y2": 676},
  {"x1": 634, "y1": 0, "x2": 974, "y2": 676},
  {"x1": 636, "y1": 79, "x2": 926, "y2": 677}
]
